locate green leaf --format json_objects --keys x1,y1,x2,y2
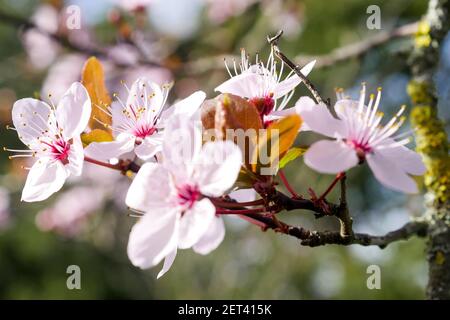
[{"x1": 279, "y1": 147, "x2": 307, "y2": 169}]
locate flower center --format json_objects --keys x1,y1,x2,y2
[
  {"x1": 47, "y1": 139, "x2": 71, "y2": 165},
  {"x1": 133, "y1": 122, "x2": 157, "y2": 140},
  {"x1": 249, "y1": 94, "x2": 275, "y2": 117},
  {"x1": 347, "y1": 139, "x2": 372, "y2": 163},
  {"x1": 176, "y1": 184, "x2": 201, "y2": 210}
]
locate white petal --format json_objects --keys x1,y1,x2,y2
[
  {"x1": 159, "y1": 91, "x2": 206, "y2": 124},
  {"x1": 125, "y1": 162, "x2": 172, "y2": 212},
  {"x1": 162, "y1": 115, "x2": 203, "y2": 180},
  {"x1": 178, "y1": 198, "x2": 215, "y2": 249},
  {"x1": 12, "y1": 98, "x2": 52, "y2": 147},
  {"x1": 126, "y1": 78, "x2": 164, "y2": 122},
  {"x1": 21, "y1": 158, "x2": 68, "y2": 202},
  {"x1": 56, "y1": 82, "x2": 91, "y2": 138},
  {"x1": 272, "y1": 60, "x2": 316, "y2": 99},
  {"x1": 66, "y1": 135, "x2": 84, "y2": 176},
  {"x1": 84, "y1": 134, "x2": 135, "y2": 161},
  {"x1": 214, "y1": 72, "x2": 261, "y2": 98},
  {"x1": 301, "y1": 102, "x2": 346, "y2": 138},
  {"x1": 193, "y1": 216, "x2": 225, "y2": 255},
  {"x1": 375, "y1": 144, "x2": 426, "y2": 176},
  {"x1": 157, "y1": 248, "x2": 177, "y2": 279},
  {"x1": 366, "y1": 151, "x2": 419, "y2": 193},
  {"x1": 134, "y1": 133, "x2": 163, "y2": 160},
  {"x1": 127, "y1": 206, "x2": 179, "y2": 269},
  {"x1": 304, "y1": 140, "x2": 359, "y2": 174},
  {"x1": 195, "y1": 141, "x2": 243, "y2": 197}
]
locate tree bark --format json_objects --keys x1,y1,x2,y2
[{"x1": 407, "y1": 0, "x2": 450, "y2": 299}]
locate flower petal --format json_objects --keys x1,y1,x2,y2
[
  {"x1": 134, "y1": 133, "x2": 163, "y2": 160},
  {"x1": 178, "y1": 198, "x2": 215, "y2": 250},
  {"x1": 21, "y1": 158, "x2": 68, "y2": 202},
  {"x1": 126, "y1": 78, "x2": 164, "y2": 123},
  {"x1": 12, "y1": 98, "x2": 52, "y2": 148},
  {"x1": 127, "y1": 206, "x2": 179, "y2": 269},
  {"x1": 366, "y1": 151, "x2": 419, "y2": 193},
  {"x1": 125, "y1": 162, "x2": 172, "y2": 212},
  {"x1": 195, "y1": 141, "x2": 243, "y2": 197},
  {"x1": 230, "y1": 188, "x2": 256, "y2": 202},
  {"x1": 159, "y1": 91, "x2": 206, "y2": 124},
  {"x1": 66, "y1": 135, "x2": 84, "y2": 176},
  {"x1": 304, "y1": 140, "x2": 359, "y2": 174},
  {"x1": 157, "y1": 248, "x2": 177, "y2": 279},
  {"x1": 193, "y1": 216, "x2": 225, "y2": 255},
  {"x1": 56, "y1": 82, "x2": 91, "y2": 138},
  {"x1": 272, "y1": 60, "x2": 316, "y2": 99},
  {"x1": 214, "y1": 72, "x2": 262, "y2": 98},
  {"x1": 301, "y1": 102, "x2": 346, "y2": 138},
  {"x1": 375, "y1": 144, "x2": 426, "y2": 176},
  {"x1": 84, "y1": 133, "x2": 135, "y2": 161}
]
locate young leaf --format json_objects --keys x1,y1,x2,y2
[
  {"x1": 251, "y1": 114, "x2": 302, "y2": 175},
  {"x1": 279, "y1": 147, "x2": 307, "y2": 169},
  {"x1": 81, "y1": 57, "x2": 112, "y2": 132},
  {"x1": 81, "y1": 129, "x2": 113, "y2": 147}
]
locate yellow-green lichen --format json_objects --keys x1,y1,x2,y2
[
  {"x1": 407, "y1": 80, "x2": 434, "y2": 105},
  {"x1": 415, "y1": 20, "x2": 432, "y2": 48},
  {"x1": 410, "y1": 105, "x2": 450, "y2": 205}
]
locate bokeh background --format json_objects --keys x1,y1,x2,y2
[{"x1": 0, "y1": 0, "x2": 449, "y2": 299}]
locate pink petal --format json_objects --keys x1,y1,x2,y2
[
  {"x1": 22, "y1": 158, "x2": 68, "y2": 202},
  {"x1": 157, "y1": 248, "x2": 177, "y2": 279},
  {"x1": 273, "y1": 60, "x2": 316, "y2": 99},
  {"x1": 304, "y1": 140, "x2": 358, "y2": 173},
  {"x1": 125, "y1": 162, "x2": 172, "y2": 212},
  {"x1": 126, "y1": 78, "x2": 164, "y2": 120},
  {"x1": 301, "y1": 102, "x2": 346, "y2": 138},
  {"x1": 375, "y1": 144, "x2": 426, "y2": 176},
  {"x1": 134, "y1": 133, "x2": 163, "y2": 160},
  {"x1": 159, "y1": 91, "x2": 206, "y2": 125},
  {"x1": 366, "y1": 151, "x2": 419, "y2": 193},
  {"x1": 66, "y1": 135, "x2": 84, "y2": 176},
  {"x1": 56, "y1": 82, "x2": 91, "y2": 138},
  {"x1": 127, "y1": 206, "x2": 179, "y2": 269},
  {"x1": 178, "y1": 198, "x2": 215, "y2": 250},
  {"x1": 193, "y1": 216, "x2": 225, "y2": 255},
  {"x1": 195, "y1": 141, "x2": 243, "y2": 197},
  {"x1": 84, "y1": 134, "x2": 135, "y2": 161},
  {"x1": 12, "y1": 98, "x2": 52, "y2": 148},
  {"x1": 214, "y1": 72, "x2": 261, "y2": 98}
]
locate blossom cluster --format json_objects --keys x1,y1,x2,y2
[{"x1": 7, "y1": 49, "x2": 425, "y2": 277}]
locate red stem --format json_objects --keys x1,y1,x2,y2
[
  {"x1": 216, "y1": 207, "x2": 266, "y2": 215},
  {"x1": 278, "y1": 169, "x2": 300, "y2": 198},
  {"x1": 319, "y1": 172, "x2": 345, "y2": 200},
  {"x1": 84, "y1": 156, "x2": 122, "y2": 171},
  {"x1": 211, "y1": 198, "x2": 265, "y2": 208}
]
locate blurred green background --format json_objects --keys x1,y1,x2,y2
[{"x1": 0, "y1": 0, "x2": 447, "y2": 299}]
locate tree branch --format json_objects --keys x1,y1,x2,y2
[
  {"x1": 0, "y1": 9, "x2": 161, "y2": 68},
  {"x1": 295, "y1": 21, "x2": 419, "y2": 69},
  {"x1": 268, "y1": 30, "x2": 329, "y2": 106}
]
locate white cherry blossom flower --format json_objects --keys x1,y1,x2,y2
[
  {"x1": 215, "y1": 49, "x2": 316, "y2": 124},
  {"x1": 8, "y1": 82, "x2": 91, "y2": 202},
  {"x1": 126, "y1": 115, "x2": 242, "y2": 277},
  {"x1": 302, "y1": 85, "x2": 426, "y2": 193},
  {"x1": 85, "y1": 77, "x2": 205, "y2": 161}
]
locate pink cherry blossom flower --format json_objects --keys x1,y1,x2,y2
[
  {"x1": 85, "y1": 77, "x2": 205, "y2": 161},
  {"x1": 302, "y1": 85, "x2": 426, "y2": 193},
  {"x1": 215, "y1": 49, "x2": 315, "y2": 124},
  {"x1": 8, "y1": 82, "x2": 91, "y2": 202},
  {"x1": 125, "y1": 115, "x2": 242, "y2": 277}
]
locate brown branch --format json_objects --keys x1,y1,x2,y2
[
  {"x1": 0, "y1": 9, "x2": 161, "y2": 68},
  {"x1": 268, "y1": 30, "x2": 329, "y2": 106},
  {"x1": 295, "y1": 21, "x2": 419, "y2": 69}
]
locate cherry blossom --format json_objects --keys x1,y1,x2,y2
[
  {"x1": 125, "y1": 115, "x2": 242, "y2": 277},
  {"x1": 302, "y1": 85, "x2": 426, "y2": 193},
  {"x1": 8, "y1": 82, "x2": 91, "y2": 202},
  {"x1": 215, "y1": 49, "x2": 316, "y2": 124},
  {"x1": 85, "y1": 77, "x2": 205, "y2": 161}
]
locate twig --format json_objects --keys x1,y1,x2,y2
[
  {"x1": 0, "y1": 9, "x2": 161, "y2": 68},
  {"x1": 278, "y1": 170, "x2": 300, "y2": 198},
  {"x1": 267, "y1": 30, "x2": 329, "y2": 106},
  {"x1": 295, "y1": 21, "x2": 419, "y2": 69}
]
